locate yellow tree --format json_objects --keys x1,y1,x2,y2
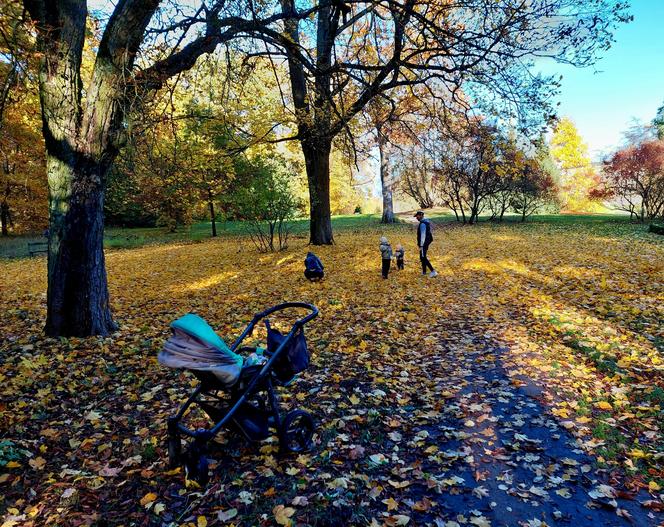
[
  {"x1": 0, "y1": 0, "x2": 47, "y2": 235},
  {"x1": 550, "y1": 117, "x2": 602, "y2": 212}
]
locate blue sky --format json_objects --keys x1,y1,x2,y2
[{"x1": 538, "y1": 0, "x2": 664, "y2": 160}]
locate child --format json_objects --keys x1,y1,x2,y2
[
  {"x1": 304, "y1": 251, "x2": 324, "y2": 281},
  {"x1": 395, "y1": 244, "x2": 405, "y2": 270},
  {"x1": 379, "y1": 236, "x2": 393, "y2": 279}
]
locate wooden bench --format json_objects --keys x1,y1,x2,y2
[
  {"x1": 649, "y1": 224, "x2": 664, "y2": 235},
  {"x1": 28, "y1": 241, "x2": 48, "y2": 257}
]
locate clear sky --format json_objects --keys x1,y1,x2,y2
[{"x1": 538, "y1": 0, "x2": 664, "y2": 160}]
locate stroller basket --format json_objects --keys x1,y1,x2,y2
[{"x1": 158, "y1": 302, "x2": 319, "y2": 484}]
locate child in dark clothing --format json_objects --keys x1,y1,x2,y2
[
  {"x1": 304, "y1": 251, "x2": 324, "y2": 281},
  {"x1": 395, "y1": 244, "x2": 405, "y2": 270},
  {"x1": 379, "y1": 237, "x2": 393, "y2": 279}
]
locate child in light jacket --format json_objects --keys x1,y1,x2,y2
[{"x1": 379, "y1": 237, "x2": 393, "y2": 279}]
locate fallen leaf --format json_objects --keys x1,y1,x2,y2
[{"x1": 273, "y1": 504, "x2": 295, "y2": 526}]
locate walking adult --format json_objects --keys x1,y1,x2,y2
[{"x1": 415, "y1": 211, "x2": 437, "y2": 277}]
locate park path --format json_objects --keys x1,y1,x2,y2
[{"x1": 412, "y1": 336, "x2": 663, "y2": 527}]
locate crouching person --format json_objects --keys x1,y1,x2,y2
[{"x1": 304, "y1": 251, "x2": 324, "y2": 281}]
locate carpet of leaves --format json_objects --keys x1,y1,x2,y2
[{"x1": 1, "y1": 221, "x2": 663, "y2": 527}]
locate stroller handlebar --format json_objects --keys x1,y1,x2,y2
[
  {"x1": 253, "y1": 302, "x2": 319, "y2": 326},
  {"x1": 229, "y1": 302, "x2": 318, "y2": 352}
]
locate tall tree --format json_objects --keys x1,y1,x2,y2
[
  {"x1": 0, "y1": 0, "x2": 47, "y2": 236},
  {"x1": 21, "y1": 1, "x2": 302, "y2": 336},
  {"x1": 261, "y1": 0, "x2": 629, "y2": 243},
  {"x1": 603, "y1": 140, "x2": 664, "y2": 222},
  {"x1": 373, "y1": 109, "x2": 398, "y2": 224},
  {"x1": 364, "y1": 93, "x2": 420, "y2": 223},
  {"x1": 550, "y1": 117, "x2": 602, "y2": 212}
]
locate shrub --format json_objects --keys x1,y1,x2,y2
[{"x1": 232, "y1": 158, "x2": 300, "y2": 252}]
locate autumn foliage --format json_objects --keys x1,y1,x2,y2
[
  {"x1": 550, "y1": 118, "x2": 604, "y2": 212},
  {"x1": 1, "y1": 222, "x2": 662, "y2": 525},
  {"x1": 602, "y1": 140, "x2": 664, "y2": 222}
]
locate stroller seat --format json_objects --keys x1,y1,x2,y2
[{"x1": 159, "y1": 314, "x2": 244, "y2": 388}]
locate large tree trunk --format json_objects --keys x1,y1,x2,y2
[
  {"x1": 208, "y1": 193, "x2": 217, "y2": 237},
  {"x1": 302, "y1": 140, "x2": 333, "y2": 245},
  {"x1": 378, "y1": 133, "x2": 395, "y2": 224},
  {"x1": 45, "y1": 156, "x2": 116, "y2": 336},
  {"x1": 25, "y1": 0, "x2": 247, "y2": 336},
  {"x1": 27, "y1": 0, "x2": 118, "y2": 336},
  {"x1": 26, "y1": 0, "x2": 163, "y2": 336},
  {"x1": 1, "y1": 202, "x2": 9, "y2": 236},
  {"x1": 280, "y1": 0, "x2": 339, "y2": 245}
]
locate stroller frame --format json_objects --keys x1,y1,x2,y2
[{"x1": 166, "y1": 302, "x2": 319, "y2": 482}]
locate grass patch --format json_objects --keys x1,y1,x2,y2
[
  {"x1": 565, "y1": 337, "x2": 620, "y2": 375},
  {"x1": 3, "y1": 211, "x2": 656, "y2": 259}
]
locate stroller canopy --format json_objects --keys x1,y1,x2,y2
[
  {"x1": 172, "y1": 313, "x2": 233, "y2": 353},
  {"x1": 159, "y1": 313, "x2": 243, "y2": 387}
]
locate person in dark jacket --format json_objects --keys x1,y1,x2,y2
[
  {"x1": 414, "y1": 211, "x2": 437, "y2": 277},
  {"x1": 304, "y1": 251, "x2": 324, "y2": 281}
]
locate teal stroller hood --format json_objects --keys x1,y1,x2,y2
[{"x1": 158, "y1": 313, "x2": 243, "y2": 387}]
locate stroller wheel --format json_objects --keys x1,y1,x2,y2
[
  {"x1": 167, "y1": 428, "x2": 182, "y2": 468},
  {"x1": 185, "y1": 450, "x2": 210, "y2": 486},
  {"x1": 279, "y1": 410, "x2": 314, "y2": 453}
]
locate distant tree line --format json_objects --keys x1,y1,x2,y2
[{"x1": 395, "y1": 117, "x2": 558, "y2": 223}]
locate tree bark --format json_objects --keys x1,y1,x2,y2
[
  {"x1": 1, "y1": 202, "x2": 9, "y2": 236},
  {"x1": 25, "y1": 0, "x2": 161, "y2": 336},
  {"x1": 208, "y1": 194, "x2": 217, "y2": 237},
  {"x1": 302, "y1": 139, "x2": 333, "y2": 244},
  {"x1": 378, "y1": 131, "x2": 395, "y2": 224},
  {"x1": 45, "y1": 156, "x2": 116, "y2": 336},
  {"x1": 25, "y1": 0, "x2": 117, "y2": 336},
  {"x1": 280, "y1": 0, "x2": 339, "y2": 245}
]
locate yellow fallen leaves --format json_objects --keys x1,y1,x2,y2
[
  {"x1": 28, "y1": 457, "x2": 46, "y2": 470},
  {"x1": 594, "y1": 401, "x2": 613, "y2": 411},
  {"x1": 273, "y1": 504, "x2": 295, "y2": 526},
  {"x1": 1, "y1": 221, "x2": 663, "y2": 523},
  {"x1": 140, "y1": 492, "x2": 158, "y2": 507},
  {"x1": 628, "y1": 449, "x2": 648, "y2": 459}
]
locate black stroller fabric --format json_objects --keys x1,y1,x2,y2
[
  {"x1": 265, "y1": 320, "x2": 310, "y2": 383},
  {"x1": 304, "y1": 252, "x2": 324, "y2": 281}
]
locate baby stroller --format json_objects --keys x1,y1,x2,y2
[{"x1": 158, "y1": 302, "x2": 319, "y2": 484}]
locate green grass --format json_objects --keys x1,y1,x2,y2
[
  {"x1": 1, "y1": 211, "x2": 658, "y2": 259},
  {"x1": 0, "y1": 214, "x2": 403, "y2": 258}
]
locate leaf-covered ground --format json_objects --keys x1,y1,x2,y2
[{"x1": 1, "y1": 220, "x2": 663, "y2": 527}]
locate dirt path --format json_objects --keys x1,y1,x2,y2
[{"x1": 412, "y1": 338, "x2": 663, "y2": 527}]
